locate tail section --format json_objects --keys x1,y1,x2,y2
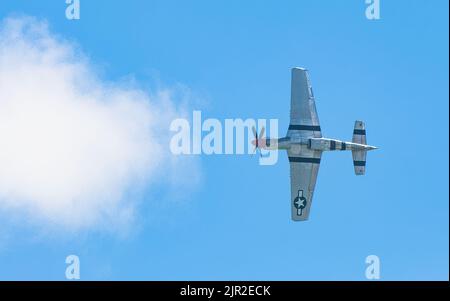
[
  {"x1": 352, "y1": 120, "x2": 366, "y2": 145},
  {"x1": 352, "y1": 120, "x2": 367, "y2": 175},
  {"x1": 352, "y1": 150, "x2": 367, "y2": 175}
]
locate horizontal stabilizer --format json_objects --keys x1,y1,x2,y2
[
  {"x1": 352, "y1": 120, "x2": 366, "y2": 144},
  {"x1": 352, "y1": 120, "x2": 367, "y2": 175},
  {"x1": 352, "y1": 150, "x2": 367, "y2": 175}
]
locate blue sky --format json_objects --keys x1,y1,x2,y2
[{"x1": 0, "y1": 0, "x2": 448, "y2": 280}]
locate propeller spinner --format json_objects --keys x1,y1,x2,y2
[{"x1": 251, "y1": 126, "x2": 265, "y2": 157}]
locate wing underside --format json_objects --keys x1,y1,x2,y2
[
  {"x1": 288, "y1": 67, "x2": 322, "y2": 138},
  {"x1": 288, "y1": 147, "x2": 322, "y2": 221},
  {"x1": 287, "y1": 67, "x2": 322, "y2": 221}
]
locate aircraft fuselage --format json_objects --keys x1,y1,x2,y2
[{"x1": 254, "y1": 137, "x2": 377, "y2": 152}]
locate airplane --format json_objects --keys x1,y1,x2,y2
[{"x1": 251, "y1": 67, "x2": 378, "y2": 221}]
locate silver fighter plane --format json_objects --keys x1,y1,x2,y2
[{"x1": 252, "y1": 67, "x2": 378, "y2": 221}]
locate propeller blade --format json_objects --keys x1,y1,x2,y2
[
  {"x1": 251, "y1": 125, "x2": 259, "y2": 148},
  {"x1": 259, "y1": 126, "x2": 265, "y2": 139},
  {"x1": 251, "y1": 126, "x2": 257, "y2": 139}
]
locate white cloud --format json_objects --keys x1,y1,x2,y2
[{"x1": 0, "y1": 16, "x2": 199, "y2": 232}]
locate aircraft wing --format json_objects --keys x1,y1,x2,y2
[
  {"x1": 288, "y1": 147, "x2": 322, "y2": 221},
  {"x1": 289, "y1": 68, "x2": 321, "y2": 138}
]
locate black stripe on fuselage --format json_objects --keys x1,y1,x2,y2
[
  {"x1": 353, "y1": 129, "x2": 366, "y2": 135},
  {"x1": 353, "y1": 160, "x2": 366, "y2": 166},
  {"x1": 341, "y1": 142, "x2": 346, "y2": 150},
  {"x1": 330, "y1": 140, "x2": 336, "y2": 150},
  {"x1": 289, "y1": 124, "x2": 321, "y2": 131},
  {"x1": 289, "y1": 157, "x2": 321, "y2": 164}
]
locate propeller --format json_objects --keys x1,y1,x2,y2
[{"x1": 251, "y1": 125, "x2": 265, "y2": 157}]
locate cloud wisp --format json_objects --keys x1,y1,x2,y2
[{"x1": 0, "y1": 16, "x2": 198, "y2": 233}]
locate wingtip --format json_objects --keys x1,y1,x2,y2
[
  {"x1": 292, "y1": 216, "x2": 309, "y2": 222},
  {"x1": 292, "y1": 67, "x2": 308, "y2": 72}
]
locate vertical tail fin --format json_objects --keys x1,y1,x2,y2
[{"x1": 352, "y1": 120, "x2": 366, "y2": 175}]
